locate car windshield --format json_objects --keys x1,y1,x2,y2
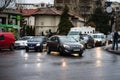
[
  {"x1": 82, "y1": 35, "x2": 89, "y2": 39},
  {"x1": 59, "y1": 36, "x2": 77, "y2": 42},
  {"x1": 19, "y1": 36, "x2": 32, "y2": 40},
  {"x1": 68, "y1": 31, "x2": 80, "y2": 35},
  {"x1": 93, "y1": 35, "x2": 104, "y2": 39},
  {"x1": 28, "y1": 37, "x2": 42, "y2": 42}
]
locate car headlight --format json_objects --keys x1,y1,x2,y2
[
  {"x1": 97, "y1": 40, "x2": 101, "y2": 42},
  {"x1": 36, "y1": 43, "x2": 40, "y2": 46},
  {"x1": 25, "y1": 43, "x2": 27, "y2": 46},
  {"x1": 63, "y1": 44, "x2": 70, "y2": 49}
]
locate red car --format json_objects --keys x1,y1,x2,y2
[{"x1": 0, "y1": 32, "x2": 15, "y2": 51}]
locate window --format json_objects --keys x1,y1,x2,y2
[
  {"x1": 0, "y1": 35, "x2": 4, "y2": 40},
  {"x1": 64, "y1": 0, "x2": 70, "y2": 3},
  {"x1": 50, "y1": 37, "x2": 57, "y2": 42},
  {"x1": 56, "y1": 0, "x2": 63, "y2": 3}
]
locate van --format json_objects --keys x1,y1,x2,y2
[
  {"x1": 68, "y1": 26, "x2": 95, "y2": 35},
  {"x1": 67, "y1": 26, "x2": 95, "y2": 48},
  {"x1": 0, "y1": 32, "x2": 15, "y2": 51},
  {"x1": 91, "y1": 33, "x2": 106, "y2": 46}
]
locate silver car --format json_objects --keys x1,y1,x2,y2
[{"x1": 14, "y1": 36, "x2": 33, "y2": 49}]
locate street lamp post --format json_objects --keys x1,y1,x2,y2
[{"x1": 105, "y1": 1, "x2": 115, "y2": 32}]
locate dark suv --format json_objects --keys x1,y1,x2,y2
[{"x1": 46, "y1": 35, "x2": 85, "y2": 56}]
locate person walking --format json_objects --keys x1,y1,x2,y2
[{"x1": 112, "y1": 30, "x2": 119, "y2": 50}]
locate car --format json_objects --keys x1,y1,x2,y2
[
  {"x1": 14, "y1": 36, "x2": 33, "y2": 49},
  {"x1": 0, "y1": 32, "x2": 15, "y2": 51},
  {"x1": 81, "y1": 34, "x2": 95, "y2": 48},
  {"x1": 91, "y1": 33, "x2": 106, "y2": 46},
  {"x1": 46, "y1": 35, "x2": 85, "y2": 56},
  {"x1": 25, "y1": 36, "x2": 47, "y2": 52},
  {"x1": 107, "y1": 33, "x2": 113, "y2": 44}
]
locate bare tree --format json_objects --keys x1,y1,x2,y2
[{"x1": 0, "y1": 0, "x2": 13, "y2": 11}]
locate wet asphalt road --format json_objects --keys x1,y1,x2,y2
[{"x1": 0, "y1": 47, "x2": 120, "y2": 80}]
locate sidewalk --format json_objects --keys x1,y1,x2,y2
[{"x1": 104, "y1": 44, "x2": 120, "y2": 54}]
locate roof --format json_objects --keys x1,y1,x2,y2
[
  {"x1": 16, "y1": 8, "x2": 80, "y2": 19},
  {"x1": 1, "y1": 9, "x2": 21, "y2": 15},
  {"x1": 17, "y1": 9, "x2": 38, "y2": 17},
  {"x1": 33, "y1": 8, "x2": 61, "y2": 16}
]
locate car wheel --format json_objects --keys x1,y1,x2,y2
[
  {"x1": 47, "y1": 47, "x2": 51, "y2": 54},
  {"x1": 26, "y1": 49, "x2": 29, "y2": 52},
  {"x1": 59, "y1": 47, "x2": 64, "y2": 56},
  {"x1": 79, "y1": 50, "x2": 83, "y2": 57},
  {"x1": 10, "y1": 44, "x2": 14, "y2": 51},
  {"x1": 85, "y1": 43, "x2": 87, "y2": 49},
  {"x1": 39, "y1": 47, "x2": 43, "y2": 52},
  {"x1": 92, "y1": 44, "x2": 95, "y2": 48},
  {"x1": 35, "y1": 48, "x2": 38, "y2": 52}
]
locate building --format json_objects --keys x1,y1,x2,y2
[
  {"x1": 111, "y1": 2, "x2": 120, "y2": 30},
  {"x1": 19, "y1": 7, "x2": 84, "y2": 36},
  {"x1": 0, "y1": 9, "x2": 21, "y2": 39},
  {"x1": 54, "y1": 0, "x2": 107, "y2": 24},
  {"x1": 15, "y1": 2, "x2": 54, "y2": 9}
]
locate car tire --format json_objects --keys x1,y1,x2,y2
[
  {"x1": 10, "y1": 44, "x2": 14, "y2": 51},
  {"x1": 79, "y1": 50, "x2": 83, "y2": 57},
  {"x1": 47, "y1": 47, "x2": 51, "y2": 54},
  {"x1": 26, "y1": 49, "x2": 29, "y2": 52},
  {"x1": 92, "y1": 44, "x2": 95, "y2": 48},
  {"x1": 85, "y1": 43, "x2": 87, "y2": 49},
  {"x1": 35, "y1": 48, "x2": 38, "y2": 52},
  {"x1": 39, "y1": 47, "x2": 42, "y2": 52},
  {"x1": 59, "y1": 47, "x2": 64, "y2": 56}
]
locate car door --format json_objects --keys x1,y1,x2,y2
[{"x1": 48, "y1": 36, "x2": 59, "y2": 51}]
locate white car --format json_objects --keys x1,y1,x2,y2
[
  {"x1": 91, "y1": 33, "x2": 106, "y2": 46},
  {"x1": 14, "y1": 36, "x2": 33, "y2": 49}
]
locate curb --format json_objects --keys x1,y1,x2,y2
[{"x1": 105, "y1": 47, "x2": 120, "y2": 55}]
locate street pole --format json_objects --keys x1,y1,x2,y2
[{"x1": 105, "y1": 1, "x2": 114, "y2": 32}]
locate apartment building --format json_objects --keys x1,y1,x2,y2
[
  {"x1": 111, "y1": 2, "x2": 120, "y2": 30},
  {"x1": 54, "y1": 0, "x2": 106, "y2": 20}
]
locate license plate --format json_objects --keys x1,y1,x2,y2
[
  {"x1": 29, "y1": 47, "x2": 34, "y2": 49},
  {"x1": 73, "y1": 49, "x2": 80, "y2": 51}
]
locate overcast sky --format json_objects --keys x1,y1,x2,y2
[{"x1": 25, "y1": 0, "x2": 120, "y2": 4}]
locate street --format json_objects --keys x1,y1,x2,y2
[{"x1": 0, "y1": 47, "x2": 120, "y2": 80}]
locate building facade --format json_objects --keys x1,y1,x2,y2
[
  {"x1": 111, "y1": 2, "x2": 120, "y2": 30},
  {"x1": 54, "y1": 0, "x2": 107, "y2": 23},
  {"x1": 0, "y1": 9, "x2": 21, "y2": 39},
  {"x1": 19, "y1": 7, "x2": 84, "y2": 36}
]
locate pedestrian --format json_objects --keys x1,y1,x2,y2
[{"x1": 112, "y1": 30, "x2": 119, "y2": 50}]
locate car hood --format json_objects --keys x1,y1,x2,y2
[
  {"x1": 27, "y1": 42, "x2": 41, "y2": 44},
  {"x1": 63, "y1": 42, "x2": 81, "y2": 46}
]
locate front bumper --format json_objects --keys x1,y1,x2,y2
[
  {"x1": 63, "y1": 48, "x2": 84, "y2": 54},
  {"x1": 14, "y1": 43, "x2": 26, "y2": 48}
]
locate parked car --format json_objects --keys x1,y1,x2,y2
[
  {"x1": 0, "y1": 32, "x2": 15, "y2": 51},
  {"x1": 91, "y1": 33, "x2": 106, "y2": 46},
  {"x1": 14, "y1": 36, "x2": 33, "y2": 49},
  {"x1": 46, "y1": 35, "x2": 85, "y2": 56},
  {"x1": 25, "y1": 36, "x2": 47, "y2": 52},
  {"x1": 81, "y1": 34, "x2": 95, "y2": 48}
]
